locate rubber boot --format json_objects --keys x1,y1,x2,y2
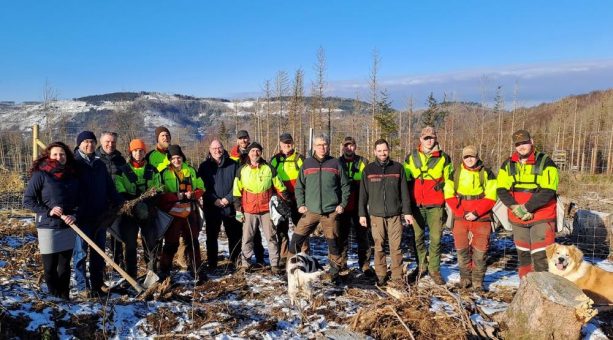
[
  {"x1": 472, "y1": 249, "x2": 487, "y2": 292},
  {"x1": 456, "y1": 248, "x2": 472, "y2": 289}
]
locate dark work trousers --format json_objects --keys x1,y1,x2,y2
[
  {"x1": 41, "y1": 249, "x2": 72, "y2": 299},
  {"x1": 277, "y1": 203, "x2": 309, "y2": 262},
  {"x1": 117, "y1": 216, "x2": 140, "y2": 279},
  {"x1": 110, "y1": 235, "x2": 124, "y2": 271},
  {"x1": 512, "y1": 221, "x2": 556, "y2": 278},
  {"x1": 338, "y1": 211, "x2": 372, "y2": 270},
  {"x1": 289, "y1": 211, "x2": 342, "y2": 273},
  {"x1": 204, "y1": 212, "x2": 243, "y2": 268}
]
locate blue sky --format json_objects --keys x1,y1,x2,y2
[{"x1": 1, "y1": 1, "x2": 612, "y2": 108}]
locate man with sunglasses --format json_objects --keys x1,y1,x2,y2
[
  {"x1": 497, "y1": 130, "x2": 558, "y2": 279},
  {"x1": 403, "y1": 126, "x2": 454, "y2": 285}
]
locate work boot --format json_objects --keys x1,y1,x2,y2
[
  {"x1": 196, "y1": 270, "x2": 208, "y2": 285},
  {"x1": 472, "y1": 249, "x2": 487, "y2": 292},
  {"x1": 430, "y1": 271, "x2": 445, "y2": 285},
  {"x1": 376, "y1": 276, "x2": 388, "y2": 287},
  {"x1": 457, "y1": 276, "x2": 472, "y2": 289},
  {"x1": 406, "y1": 267, "x2": 427, "y2": 284}
]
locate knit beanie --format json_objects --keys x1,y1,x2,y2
[
  {"x1": 167, "y1": 144, "x2": 186, "y2": 161},
  {"x1": 246, "y1": 142, "x2": 263, "y2": 153},
  {"x1": 76, "y1": 131, "x2": 97, "y2": 146},
  {"x1": 129, "y1": 139, "x2": 147, "y2": 152},
  {"x1": 155, "y1": 126, "x2": 171, "y2": 141}
]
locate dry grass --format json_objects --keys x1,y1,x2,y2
[{"x1": 0, "y1": 170, "x2": 24, "y2": 193}]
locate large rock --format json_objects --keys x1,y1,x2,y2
[{"x1": 499, "y1": 272, "x2": 596, "y2": 340}]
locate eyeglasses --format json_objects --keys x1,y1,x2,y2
[{"x1": 422, "y1": 136, "x2": 436, "y2": 141}]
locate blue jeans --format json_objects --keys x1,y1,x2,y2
[{"x1": 72, "y1": 224, "x2": 107, "y2": 291}]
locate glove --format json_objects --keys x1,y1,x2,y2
[
  {"x1": 235, "y1": 211, "x2": 245, "y2": 222},
  {"x1": 521, "y1": 212, "x2": 534, "y2": 221},
  {"x1": 510, "y1": 204, "x2": 528, "y2": 219}
]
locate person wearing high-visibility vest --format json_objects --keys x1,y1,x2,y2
[
  {"x1": 269, "y1": 133, "x2": 308, "y2": 265},
  {"x1": 146, "y1": 126, "x2": 172, "y2": 172},
  {"x1": 338, "y1": 136, "x2": 372, "y2": 274},
  {"x1": 233, "y1": 142, "x2": 289, "y2": 274},
  {"x1": 157, "y1": 145, "x2": 207, "y2": 284},
  {"x1": 229, "y1": 130, "x2": 266, "y2": 265},
  {"x1": 445, "y1": 145, "x2": 496, "y2": 291},
  {"x1": 403, "y1": 126, "x2": 454, "y2": 285},
  {"x1": 114, "y1": 139, "x2": 163, "y2": 278},
  {"x1": 497, "y1": 130, "x2": 559, "y2": 279}
]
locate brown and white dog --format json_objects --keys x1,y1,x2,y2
[
  {"x1": 546, "y1": 243, "x2": 613, "y2": 305},
  {"x1": 287, "y1": 252, "x2": 324, "y2": 305}
]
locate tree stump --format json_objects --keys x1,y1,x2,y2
[{"x1": 499, "y1": 272, "x2": 596, "y2": 340}]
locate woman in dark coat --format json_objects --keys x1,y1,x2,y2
[{"x1": 23, "y1": 142, "x2": 79, "y2": 299}]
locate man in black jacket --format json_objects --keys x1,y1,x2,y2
[
  {"x1": 95, "y1": 131, "x2": 127, "y2": 268},
  {"x1": 72, "y1": 130, "x2": 124, "y2": 296},
  {"x1": 197, "y1": 139, "x2": 242, "y2": 270},
  {"x1": 359, "y1": 139, "x2": 414, "y2": 286}
]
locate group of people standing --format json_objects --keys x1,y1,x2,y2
[{"x1": 23, "y1": 123, "x2": 558, "y2": 299}]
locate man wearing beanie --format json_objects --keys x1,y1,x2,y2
[
  {"x1": 113, "y1": 139, "x2": 163, "y2": 279},
  {"x1": 497, "y1": 130, "x2": 558, "y2": 279},
  {"x1": 233, "y1": 142, "x2": 289, "y2": 274},
  {"x1": 146, "y1": 126, "x2": 172, "y2": 172},
  {"x1": 228, "y1": 130, "x2": 266, "y2": 265},
  {"x1": 403, "y1": 126, "x2": 454, "y2": 285},
  {"x1": 73, "y1": 130, "x2": 124, "y2": 296},
  {"x1": 94, "y1": 131, "x2": 127, "y2": 269},
  {"x1": 445, "y1": 145, "x2": 497, "y2": 291}
]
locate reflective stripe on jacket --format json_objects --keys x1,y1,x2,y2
[
  {"x1": 146, "y1": 148, "x2": 170, "y2": 172},
  {"x1": 496, "y1": 150, "x2": 558, "y2": 225},
  {"x1": 270, "y1": 151, "x2": 304, "y2": 195},
  {"x1": 403, "y1": 145, "x2": 454, "y2": 207},
  {"x1": 233, "y1": 162, "x2": 286, "y2": 214},
  {"x1": 445, "y1": 163, "x2": 497, "y2": 221},
  {"x1": 114, "y1": 162, "x2": 162, "y2": 199}
]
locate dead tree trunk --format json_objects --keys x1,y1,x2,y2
[{"x1": 498, "y1": 272, "x2": 596, "y2": 340}]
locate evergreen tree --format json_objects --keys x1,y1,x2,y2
[
  {"x1": 218, "y1": 121, "x2": 229, "y2": 147},
  {"x1": 374, "y1": 90, "x2": 398, "y2": 148},
  {"x1": 420, "y1": 92, "x2": 448, "y2": 128}
]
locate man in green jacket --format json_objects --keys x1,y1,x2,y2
[{"x1": 288, "y1": 134, "x2": 351, "y2": 284}]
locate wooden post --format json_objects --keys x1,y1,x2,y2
[{"x1": 32, "y1": 124, "x2": 39, "y2": 161}]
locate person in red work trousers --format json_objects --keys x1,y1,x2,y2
[
  {"x1": 403, "y1": 126, "x2": 454, "y2": 285},
  {"x1": 497, "y1": 130, "x2": 559, "y2": 279},
  {"x1": 157, "y1": 145, "x2": 207, "y2": 284},
  {"x1": 445, "y1": 145, "x2": 496, "y2": 291}
]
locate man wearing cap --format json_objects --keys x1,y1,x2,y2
[
  {"x1": 233, "y1": 142, "x2": 288, "y2": 273},
  {"x1": 228, "y1": 130, "x2": 266, "y2": 265},
  {"x1": 270, "y1": 133, "x2": 308, "y2": 265},
  {"x1": 72, "y1": 131, "x2": 124, "y2": 296},
  {"x1": 403, "y1": 126, "x2": 454, "y2": 285},
  {"x1": 497, "y1": 130, "x2": 558, "y2": 279},
  {"x1": 157, "y1": 145, "x2": 207, "y2": 283},
  {"x1": 446, "y1": 145, "x2": 496, "y2": 291},
  {"x1": 197, "y1": 139, "x2": 243, "y2": 270},
  {"x1": 338, "y1": 136, "x2": 372, "y2": 273},
  {"x1": 229, "y1": 130, "x2": 251, "y2": 162},
  {"x1": 289, "y1": 134, "x2": 351, "y2": 284},
  {"x1": 95, "y1": 131, "x2": 127, "y2": 270},
  {"x1": 114, "y1": 139, "x2": 163, "y2": 279},
  {"x1": 146, "y1": 126, "x2": 172, "y2": 172},
  {"x1": 359, "y1": 139, "x2": 413, "y2": 286}
]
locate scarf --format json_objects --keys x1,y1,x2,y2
[{"x1": 39, "y1": 159, "x2": 68, "y2": 179}]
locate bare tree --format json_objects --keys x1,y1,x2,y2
[
  {"x1": 369, "y1": 48, "x2": 380, "y2": 150},
  {"x1": 310, "y1": 46, "x2": 326, "y2": 132}
]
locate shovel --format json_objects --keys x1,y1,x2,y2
[{"x1": 64, "y1": 216, "x2": 144, "y2": 294}]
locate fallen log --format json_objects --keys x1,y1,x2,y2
[{"x1": 498, "y1": 272, "x2": 596, "y2": 340}]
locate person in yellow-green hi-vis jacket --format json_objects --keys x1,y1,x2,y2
[
  {"x1": 403, "y1": 126, "x2": 454, "y2": 285},
  {"x1": 114, "y1": 139, "x2": 163, "y2": 278},
  {"x1": 497, "y1": 130, "x2": 558, "y2": 279},
  {"x1": 157, "y1": 145, "x2": 207, "y2": 284}
]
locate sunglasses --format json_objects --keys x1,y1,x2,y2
[{"x1": 422, "y1": 136, "x2": 436, "y2": 141}]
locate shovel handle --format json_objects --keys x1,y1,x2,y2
[{"x1": 64, "y1": 216, "x2": 144, "y2": 293}]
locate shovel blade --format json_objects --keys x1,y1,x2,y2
[{"x1": 143, "y1": 270, "x2": 160, "y2": 288}]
